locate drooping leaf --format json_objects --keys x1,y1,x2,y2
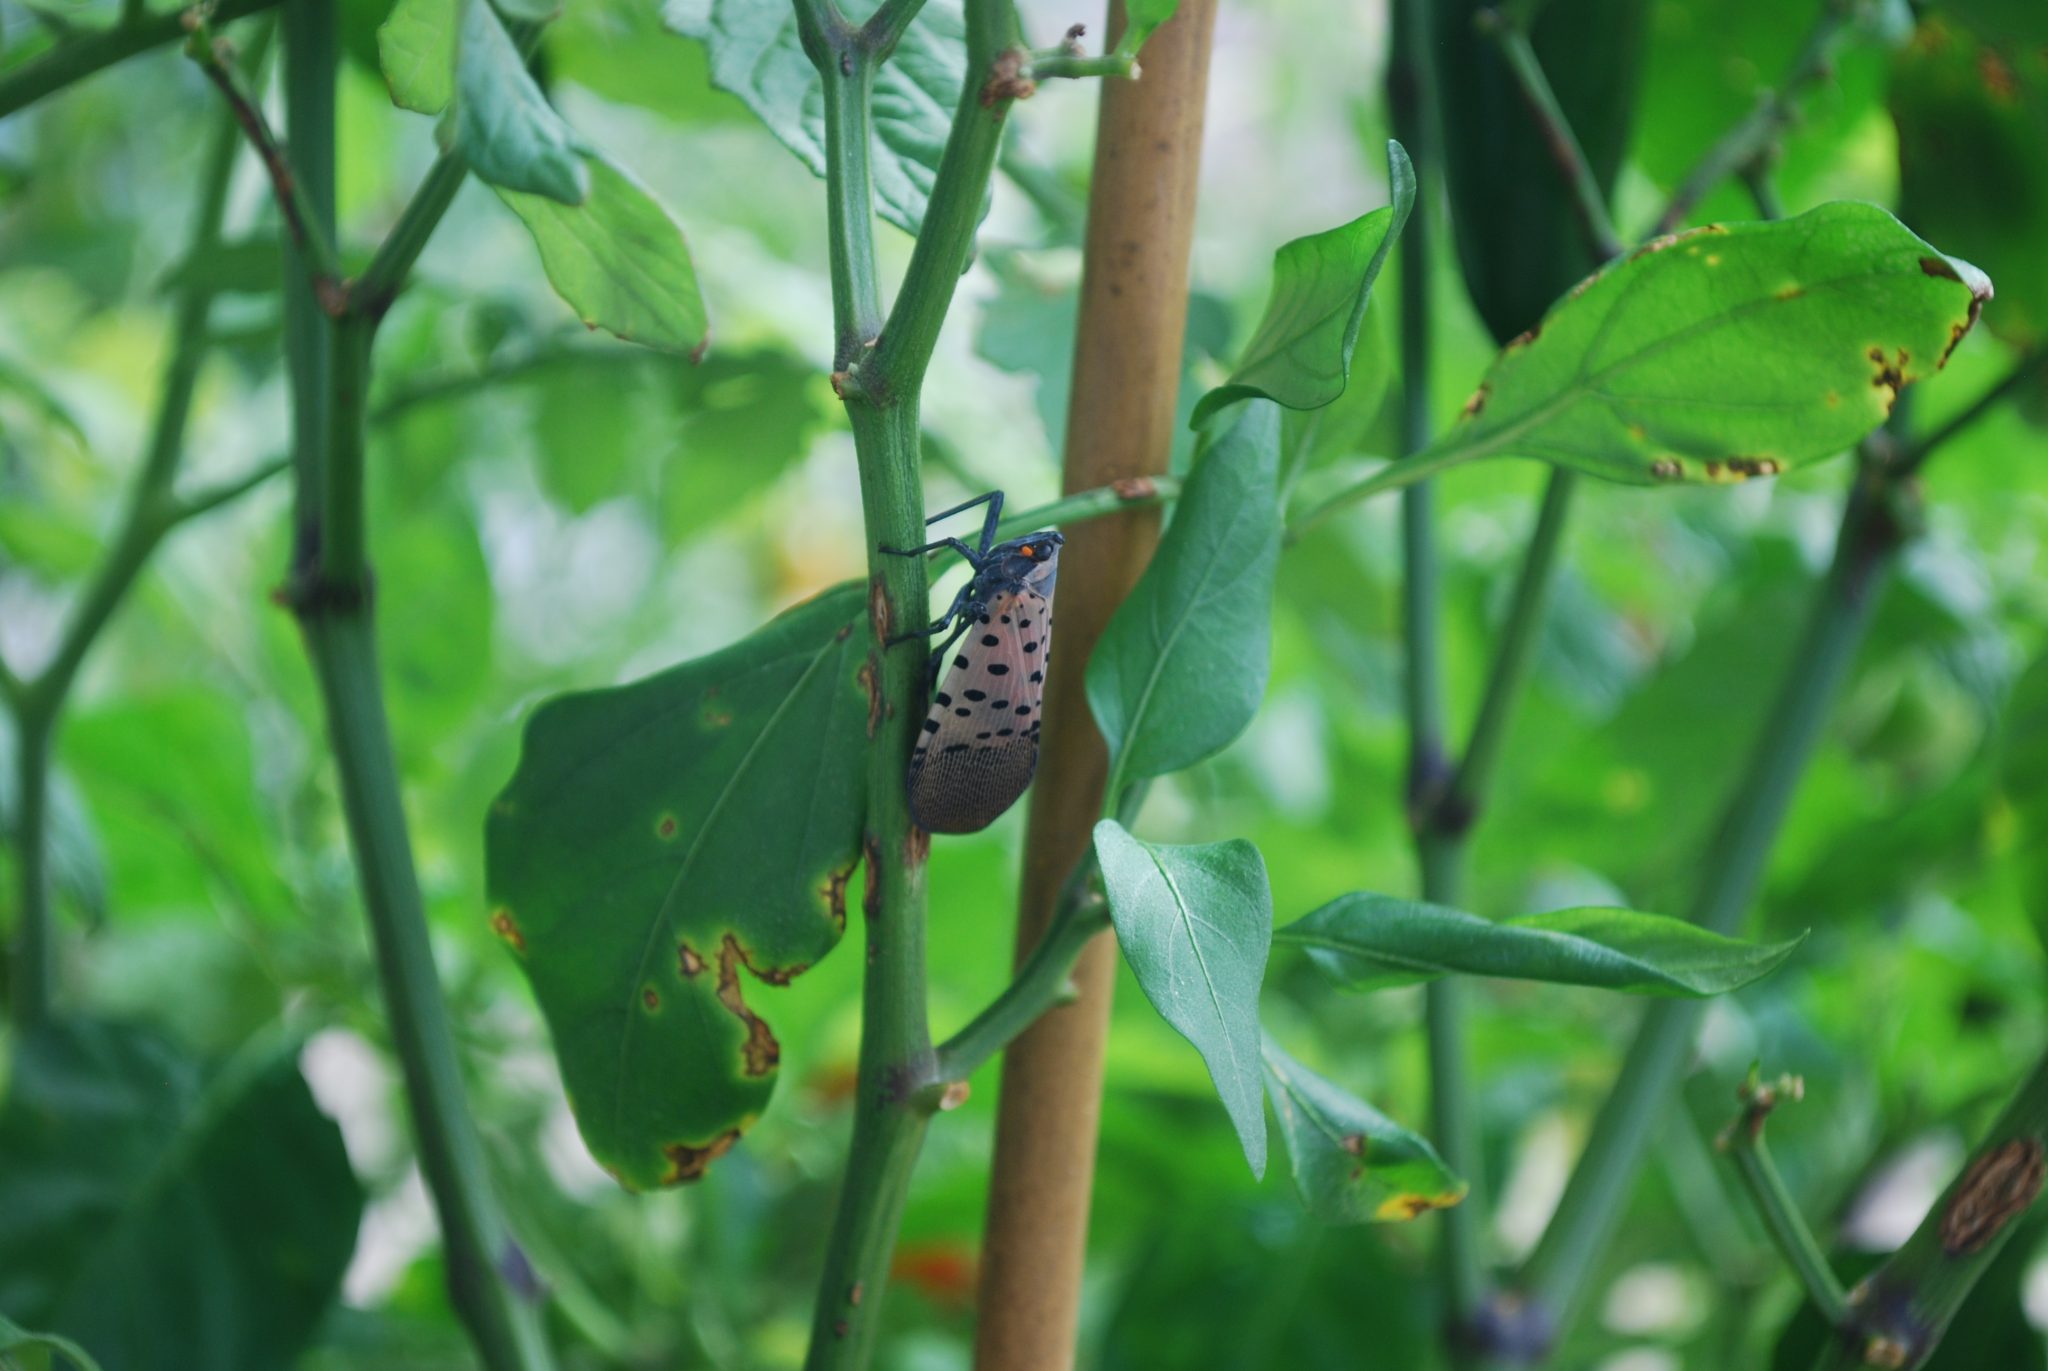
[
  {"x1": 1277, "y1": 894, "x2": 1805, "y2": 997},
  {"x1": 1089, "y1": 399, "x2": 1282, "y2": 787},
  {"x1": 1438, "y1": 0, "x2": 1649, "y2": 342},
  {"x1": 1111, "y1": 0, "x2": 1180, "y2": 61},
  {"x1": 377, "y1": 0, "x2": 454, "y2": 114},
  {"x1": 1315, "y1": 204, "x2": 1993, "y2": 505},
  {"x1": 0, "y1": 1021, "x2": 360, "y2": 1371},
  {"x1": 663, "y1": 0, "x2": 968, "y2": 236},
  {"x1": 1891, "y1": 16, "x2": 2048, "y2": 347},
  {"x1": 497, "y1": 154, "x2": 708, "y2": 355},
  {"x1": 455, "y1": 0, "x2": 589, "y2": 203},
  {"x1": 1260, "y1": 1034, "x2": 1466, "y2": 1224},
  {"x1": 1095, "y1": 820, "x2": 1271, "y2": 1177},
  {"x1": 0, "y1": 1314, "x2": 103, "y2": 1371},
  {"x1": 1189, "y1": 141, "x2": 1413, "y2": 429},
  {"x1": 487, "y1": 585, "x2": 868, "y2": 1190}
]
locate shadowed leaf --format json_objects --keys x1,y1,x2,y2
[
  {"x1": 0, "y1": 1022, "x2": 360, "y2": 1371},
  {"x1": 1190, "y1": 141, "x2": 1413, "y2": 429},
  {"x1": 1096, "y1": 820, "x2": 1271, "y2": 1177},
  {"x1": 1090, "y1": 399, "x2": 1282, "y2": 786},
  {"x1": 487, "y1": 585, "x2": 868, "y2": 1189},
  {"x1": 1278, "y1": 894, "x2": 1805, "y2": 996},
  {"x1": 1261, "y1": 1034, "x2": 1466, "y2": 1224}
]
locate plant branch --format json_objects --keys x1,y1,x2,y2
[
  {"x1": 1650, "y1": 0, "x2": 1854, "y2": 237},
  {"x1": 859, "y1": 0, "x2": 927, "y2": 56},
  {"x1": 1815, "y1": 1046, "x2": 2048, "y2": 1370},
  {"x1": 1892, "y1": 349, "x2": 2048, "y2": 476},
  {"x1": 866, "y1": 0, "x2": 1025, "y2": 395},
  {"x1": 355, "y1": 149, "x2": 471, "y2": 319},
  {"x1": 1518, "y1": 448, "x2": 1915, "y2": 1342},
  {"x1": 1717, "y1": 1071, "x2": 1850, "y2": 1327},
  {"x1": 1477, "y1": 9, "x2": 1625, "y2": 261},
  {"x1": 931, "y1": 893, "x2": 1109, "y2": 1088},
  {"x1": 171, "y1": 455, "x2": 292, "y2": 521},
  {"x1": 6, "y1": 84, "x2": 248, "y2": 1029},
  {"x1": 0, "y1": 0, "x2": 279, "y2": 121},
  {"x1": 185, "y1": 21, "x2": 345, "y2": 305}
]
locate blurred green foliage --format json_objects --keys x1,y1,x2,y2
[{"x1": 0, "y1": 0, "x2": 2045, "y2": 1367}]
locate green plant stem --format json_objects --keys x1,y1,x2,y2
[
  {"x1": 281, "y1": 0, "x2": 335, "y2": 554},
  {"x1": 860, "y1": 0, "x2": 928, "y2": 53},
  {"x1": 0, "y1": 0, "x2": 280, "y2": 121},
  {"x1": 798, "y1": 2, "x2": 1029, "y2": 1364},
  {"x1": 1650, "y1": 0, "x2": 1853, "y2": 236},
  {"x1": 1814, "y1": 1046, "x2": 2048, "y2": 1370},
  {"x1": 994, "y1": 475, "x2": 1181, "y2": 540},
  {"x1": 1479, "y1": 13, "x2": 1624, "y2": 261},
  {"x1": 866, "y1": 0, "x2": 1023, "y2": 396},
  {"x1": 1027, "y1": 51, "x2": 1134, "y2": 81},
  {"x1": 6, "y1": 89, "x2": 249, "y2": 1030},
  {"x1": 1440, "y1": 469, "x2": 1576, "y2": 826},
  {"x1": 932, "y1": 894, "x2": 1109, "y2": 1088},
  {"x1": 1724, "y1": 1125, "x2": 1850, "y2": 1326},
  {"x1": 1518, "y1": 457, "x2": 1911, "y2": 1341},
  {"x1": 1894, "y1": 349, "x2": 2048, "y2": 476},
  {"x1": 356, "y1": 150, "x2": 471, "y2": 318}
]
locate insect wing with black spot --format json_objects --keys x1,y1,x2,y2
[{"x1": 909, "y1": 580, "x2": 1056, "y2": 834}]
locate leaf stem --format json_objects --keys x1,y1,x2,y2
[
  {"x1": 0, "y1": 0, "x2": 279, "y2": 120},
  {"x1": 1716, "y1": 1073, "x2": 1850, "y2": 1328},
  {"x1": 931, "y1": 893, "x2": 1110, "y2": 1090},
  {"x1": 800, "y1": 4, "x2": 1027, "y2": 1366},
  {"x1": 1026, "y1": 50, "x2": 1135, "y2": 82},
  {"x1": 1814, "y1": 1046, "x2": 2048, "y2": 1370},
  {"x1": 859, "y1": 0, "x2": 927, "y2": 55},
  {"x1": 1649, "y1": 0, "x2": 1854, "y2": 237},
  {"x1": 355, "y1": 150, "x2": 471, "y2": 319},
  {"x1": 993, "y1": 474, "x2": 1182, "y2": 541},
  {"x1": 1477, "y1": 9, "x2": 1625, "y2": 261}
]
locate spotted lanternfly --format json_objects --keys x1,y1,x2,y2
[{"x1": 885, "y1": 491, "x2": 1062, "y2": 835}]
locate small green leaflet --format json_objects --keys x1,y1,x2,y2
[
  {"x1": 378, "y1": 0, "x2": 454, "y2": 114},
  {"x1": 1190, "y1": 141, "x2": 1414, "y2": 429},
  {"x1": 487, "y1": 585, "x2": 868, "y2": 1190},
  {"x1": 1261, "y1": 1034, "x2": 1466, "y2": 1224},
  {"x1": 1095, "y1": 820, "x2": 1271, "y2": 1177},
  {"x1": 1277, "y1": 894, "x2": 1805, "y2": 997}
]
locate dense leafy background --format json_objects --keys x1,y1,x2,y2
[{"x1": 1, "y1": 0, "x2": 2045, "y2": 1367}]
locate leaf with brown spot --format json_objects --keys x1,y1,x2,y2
[
  {"x1": 1261, "y1": 1033, "x2": 1466, "y2": 1224},
  {"x1": 487, "y1": 584, "x2": 868, "y2": 1189},
  {"x1": 1301, "y1": 203, "x2": 1993, "y2": 510}
]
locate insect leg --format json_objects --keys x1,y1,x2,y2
[
  {"x1": 886, "y1": 579, "x2": 975, "y2": 647},
  {"x1": 924, "y1": 615, "x2": 974, "y2": 687},
  {"x1": 880, "y1": 535, "x2": 981, "y2": 563}
]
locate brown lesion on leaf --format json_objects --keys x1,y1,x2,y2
[
  {"x1": 904, "y1": 824, "x2": 930, "y2": 871},
  {"x1": 1868, "y1": 346, "x2": 1911, "y2": 411},
  {"x1": 821, "y1": 861, "x2": 854, "y2": 933},
  {"x1": 1939, "y1": 318, "x2": 1972, "y2": 370},
  {"x1": 655, "y1": 812, "x2": 680, "y2": 842},
  {"x1": 678, "y1": 942, "x2": 706, "y2": 977},
  {"x1": 1939, "y1": 1136, "x2": 2045, "y2": 1256},
  {"x1": 641, "y1": 986, "x2": 661, "y2": 1012},
  {"x1": 1975, "y1": 46, "x2": 2019, "y2": 104},
  {"x1": 1704, "y1": 456, "x2": 1783, "y2": 483},
  {"x1": 1774, "y1": 284, "x2": 1805, "y2": 301},
  {"x1": 489, "y1": 908, "x2": 527, "y2": 955},
  {"x1": 1919, "y1": 255, "x2": 1965, "y2": 284},
  {"x1": 715, "y1": 934, "x2": 782, "y2": 1076},
  {"x1": 1506, "y1": 324, "x2": 1541, "y2": 353},
  {"x1": 1650, "y1": 458, "x2": 1683, "y2": 482},
  {"x1": 660, "y1": 1129, "x2": 741, "y2": 1184},
  {"x1": 1460, "y1": 383, "x2": 1490, "y2": 420},
  {"x1": 701, "y1": 685, "x2": 733, "y2": 729},
  {"x1": 1373, "y1": 1187, "x2": 1467, "y2": 1221},
  {"x1": 1629, "y1": 233, "x2": 1681, "y2": 262}
]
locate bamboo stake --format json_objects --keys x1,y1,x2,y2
[{"x1": 971, "y1": 3, "x2": 1218, "y2": 1366}]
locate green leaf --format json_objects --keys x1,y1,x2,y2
[
  {"x1": 1189, "y1": 142, "x2": 1413, "y2": 429},
  {"x1": 0, "y1": 1021, "x2": 361, "y2": 1371},
  {"x1": 663, "y1": 0, "x2": 969, "y2": 236},
  {"x1": 1089, "y1": 399, "x2": 1282, "y2": 788},
  {"x1": 1260, "y1": 1034, "x2": 1466, "y2": 1224},
  {"x1": 487, "y1": 585, "x2": 868, "y2": 1190},
  {"x1": 1359, "y1": 204, "x2": 1993, "y2": 493},
  {"x1": 455, "y1": 0, "x2": 589, "y2": 203},
  {"x1": 0, "y1": 1314, "x2": 102, "y2": 1371},
  {"x1": 1111, "y1": 0, "x2": 1180, "y2": 60},
  {"x1": 377, "y1": 0, "x2": 454, "y2": 114},
  {"x1": 1094, "y1": 820, "x2": 1271, "y2": 1178},
  {"x1": 1277, "y1": 894, "x2": 1805, "y2": 997},
  {"x1": 1438, "y1": 0, "x2": 1649, "y2": 342},
  {"x1": 496, "y1": 154, "x2": 708, "y2": 355}
]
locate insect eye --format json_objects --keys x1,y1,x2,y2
[{"x1": 1018, "y1": 544, "x2": 1036, "y2": 559}]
